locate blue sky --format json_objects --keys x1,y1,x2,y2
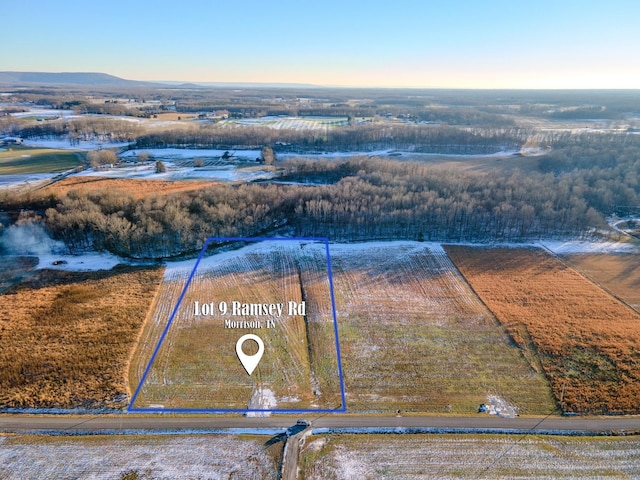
[{"x1": 2, "y1": 0, "x2": 639, "y2": 88}]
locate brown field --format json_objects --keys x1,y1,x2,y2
[
  {"x1": 41, "y1": 176, "x2": 215, "y2": 199},
  {"x1": 330, "y1": 243, "x2": 553, "y2": 414},
  {"x1": 0, "y1": 266, "x2": 164, "y2": 409},
  {"x1": 446, "y1": 246, "x2": 640, "y2": 414},
  {"x1": 562, "y1": 253, "x2": 640, "y2": 312},
  {"x1": 149, "y1": 112, "x2": 198, "y2": 122}
]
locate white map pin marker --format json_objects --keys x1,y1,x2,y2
[{"x1": 236, "y1": 334, "x2": 264, "y2": 376}]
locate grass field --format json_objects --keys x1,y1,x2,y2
[
  {"x1": 446, "y1": 246, "x2": 640, "y2": 414},
  {"x1": 0, "y1": 146, "x2": 84, "y2": 174},
  {"x1": 130, "y1": 241, "x2": 342, "y2": 411},
  {"x1": 0, "y1": 266, "x2": 164, "y2": 409},
  {"x1": 300, "y1": 434, "x2": 640, "y2": 479},
  {"x1": 41, "y1": 175, "x2": 215, "y2": 199},
  {"x1": 0, "y1": 434, "x2": 280, "y2": 479},
  {"x1": 561, "y1": 253, "x2": 640, "y2": 312},
  {"x1": 329, "y1": 242, "x2": 554, "y2": 414}
]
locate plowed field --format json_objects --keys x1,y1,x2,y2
[
  {"x1": 330, "y1": 242, "x2": 553, "y2": 414},
  {"x1": 129, "y1": 241, "x2": 342, "y2": 411}
]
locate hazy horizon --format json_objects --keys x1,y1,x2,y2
[{"x1": 2, "y1": 0, "x2": 640, "y2": 89}]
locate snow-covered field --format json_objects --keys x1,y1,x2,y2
[
  {"x1": 0, "y1": 435, "x2": 278, "y2": 479},
  {"x1": 8, "y1": 108, "x2": 77, "y2": 119},
  {"x1": 539, "y1": 239, "x2": 640, "y2": 254},
  {"x1": 36, "y1": 253, "x2": 124, "y2": 271},
  {"x1": 218, "y1": 115, "x2": 348, "y2": 131},
  {"x1": 21, "y1": 138, "x2": 131, "y2": 150},
  {"x1": 74, "y1": 161, "x2": 276, "y2": 182},
  {"x1": 302, "y1": 434, "x2": 640, "y2": 479},
  {"x1": 0, "y1": 173, "x2": 57, "y2": 189},
  {"x1": 120, "y1": 147, "x2": 262, "y2": 160}
]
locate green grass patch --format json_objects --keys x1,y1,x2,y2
[{"x1": 0, "y1": 146, "x2": 84, "y2": 174}]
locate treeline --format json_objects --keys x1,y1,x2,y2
[
  {"x1": 539, "y1": 132, "x2": 640, "y2": 171},
  {"x1": 285, "y1": 159, "x2": 608, "y2": 241},
  {"x1": 17, "y1": 118, "x2": 142, "y2": 142},
  {"x1": 43, "y1": 185, "x2": 291, "y2": 257},
  {"x1": 415, "y1": 107, "x2": 515, "y2": 127},
  {"x1": 534, "y1": 133, "x2": 640, "y2": 215},
  {"x1": 135, "y1": 124, "x2": 526, "y2": 154},
  {"x1": 28, "y1": 157, "x2": 623, "y2": 259}
]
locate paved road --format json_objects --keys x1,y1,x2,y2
[{"x1": 1, "y1": 414, "x2": 639, "y2": 435}]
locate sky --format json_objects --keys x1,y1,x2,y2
[{"x1": 2, "y1": 0, "x2": 640, "y2": 89}]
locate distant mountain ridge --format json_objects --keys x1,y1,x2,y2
[
  {"x1": 0, "y1": 71, "x2": 160, "y2": 87},
  {"x1": 0, "y1": 72, "x2": 318, "y2": 89}
]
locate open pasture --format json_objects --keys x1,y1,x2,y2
[
  {"x1": 446, "y1": 246, "x2": 640, "y2": 414},
  {"x1": 0, "y1": 146, "x2": 84, "y2": 174},
  {"x1": 329, "y1": 242, "x2": 554, "y2": 414}
]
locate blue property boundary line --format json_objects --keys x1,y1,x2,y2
[{"x1": 128, "y1": 237, "x2": 347, "y2": 414}]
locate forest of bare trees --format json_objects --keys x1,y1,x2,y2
[
  {"x1": 16, "y1": 117, "x2": 142, "y2": 143},
  {"x1": 133, "y1": 124, "x2": 525, "y2": 154},
  {"x1": 13, "y1": 156, "x2": 625, "y2": 259}
]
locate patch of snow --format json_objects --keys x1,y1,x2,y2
[
  {"x1": 520, "y1": 146, "x2": 551, "y2": 156},
  {"x1": 333, "y1": 446, "x2": 371, "y2": 479},
  {"x1": 121, "y1": 147, "x2": 262, "y2": 160},
  {"x1": 278, "y1": 395, "x2": 301, "y2": 403},
  {"x1": 0, "y1": 173, "x2": 57, "y2": 189},
  {"x1": 10, "y1": 108, "x2": 76, "y2": 119},
  {"x1": 245, "y1": 387, "x2": 277, "y2": 417},
  {"x1": 279, "y1": 149, "x2": 398, "y2": 159},
  {"x1": 540, "y1": 240, "x2": 640, "y2": 254},
  {"x1": 162, "y1": 239, "x2": 325, "y2": 279},
  {"x1": 36, "y1": 253, "x2": 123, "y2": 271},
  {"x1": 328, "y1": 240, "x2": 444, "y2": 255},
  {"x1": 22, "y1": 138, "x2": 131, "y2": 150},
  {"x1": 305, "y1": 437, "x2": 327, "y2": 452},
  {"x1": 486, "y1": 394, "x2": 519, "y2": 418},
  {"x1": 73, "y1": 162, "x2": 275, "y2": 182}
]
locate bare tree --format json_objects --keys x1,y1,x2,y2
[
  {"x1": 155, "y1": 160, "x2": 167, "y2": 173},
  {"x1": 261, "y1": 146, "x2": 276, "y2": 165},
  {"x1": 137, "y1": 151, "x2": 154, "y2": 163},
  {"x1": 87, "y1": 150, "x2": 117, "y2": 169}
]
